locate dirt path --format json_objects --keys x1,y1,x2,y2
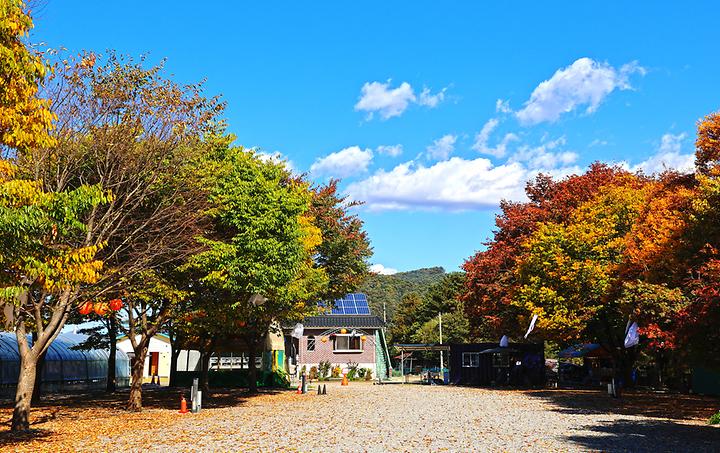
[{"x1": 1, "y1": 383, "x2": 717, "y2": 452}]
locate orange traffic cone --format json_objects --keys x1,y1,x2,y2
[
  {"x1": 341, "y1": 374, "x2": 349, "y2": 386},
  {"x1": 178, "y1": 394, "x2": 189, "y2": 414},
  {"x1": 296, "y1": 383, "x2": 302, "y2": 394}
]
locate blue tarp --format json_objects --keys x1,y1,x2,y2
[{"x1": 558, "y1": 343, "x2": 604, "y2": 358}]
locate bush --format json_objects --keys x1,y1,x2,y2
[
  {"x1": 357, "y1": 368, "x2": 367, "y2": 378},
  {"x1": 710, "y1": 411, "x2": 720, "y2": 425},
  {"x1": 319, "y1": 360, "x2": 331, "y2": 379},
  {"x1": 331, "y1": 365, "x2": 341, "y2": 378},
  {"x1": 309, "y1": 366, "x2": 318, "y2": 380},
  {"x1": 365, "y1": 369, "x2": 373, "y2": 381},
  {"x1": 346, "y1": 361, "x2": 359, "y2": 379}
]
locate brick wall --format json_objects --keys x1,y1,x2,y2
[{"x1": 298, "y1": 328, "x2": 377, "y2": 370}]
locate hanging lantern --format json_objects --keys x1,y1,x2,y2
[
  {"x1": 108, "y1": 299, "x2": 123, "y2": 311},
  {"x1": 236, "y1": 320, "x2": 247, "y2": 328},
  {"x1": 321, "y1": 336, "x2": 328, "y2": 343},
  {"x1": 94, "y1": 302, "x2": 109, "y2": 316},
  {"x1": 340, "y1": 328, "x2": 347, "y2": 334},
  {"x1": 78, "y1": 302, "x2": 93, "y2": 315},
  {"x1": 360, "y1": 335, "x2": 367, "y2": 342}
]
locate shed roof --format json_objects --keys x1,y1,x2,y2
[{"x1": 302, "y1": 315, "x2": 385, "y2": 329}]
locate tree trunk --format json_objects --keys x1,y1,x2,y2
[
  {"x1": 247, "y1": 343, "x2": 258, "y2": 394},
  {"x1": 127, "y1": 346, "x2": 147, "y2": 411},
  {"x1": 12, "y1": 353, "x2": 37, "y2": 431},
  {"x1": 200, "y1": 350, "x2": 212, "y2": 394},
  {"x1": 31, "y1": 335, "x2": 46, "y2": 405},
  {"x1": 107, "y1": 316, "x2": 118, "y2": 393},
  {"x1": 169, "y1": 347, "x2": 181, "y2": 388}
]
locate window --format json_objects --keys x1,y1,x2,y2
[
  {"x1": 333, "y1": 335, "x2": 362, "y2": 352},
  {"x1": 462, "y1": 352, "x2": 480, "y2": 367},
  {"x1": 307, "y1": 336, "x2": 316, "y2": 352}
]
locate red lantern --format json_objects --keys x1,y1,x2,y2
[
  {"x1": 94, "y1": 302, "x2": 108, "y2": 316},
  {"x1": 78, "y1": 302, "x2": 93, "y2": 315},
  {"x1": 108, "y1": 298, "x2": 123, "y2": 311},
  {"x1": 237, "y1": 320, "x2": 247, "y2": 328}
]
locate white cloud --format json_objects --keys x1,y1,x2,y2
[
  {"x1": 369, "y1": 263, "x2": 398, "y2": 275},
  {"x1": 472, "y1": 118, "x2": 519, "y2": 158},
  {"x1": 376, "y1": 144, "x2": 403, "y2": 157},
  {"x1": 426, "y1": 134, "x2": 457, "y2": 160},
  {"x1": 509, "y1": 136, "x2": 578, "y2": 169},
  {"x1": 589, "y1": 139, "x2": 608, "y2": 147},
  {"x1": 631, "y1": 133, "x2": 695, "y2": 174},
  {"x1": 310, "y1": 146, "x2": 374, "y2": 178},
  {"x1": 418, "y1": 86, "x2": 446, "y2": 108},
  {"x1": 496, "y1": 99, "x2": 512, "y2": 113},
  {"x1": 354, "y1": 80, "x2": 447, "y2": 120},
  {"x1": 346, "y1": 157, "x2": 575, "y2": 211},
  {"x1": 515, "y1": 58, "x2": 646, "y2": 125}
]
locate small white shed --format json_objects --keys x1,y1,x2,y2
[{"x1": 117, "y1": 334, "x2": 172, "y2": 386}]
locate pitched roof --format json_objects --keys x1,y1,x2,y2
[{"x1": 302, "y1": 314, "x2": 385, "y2": 329}]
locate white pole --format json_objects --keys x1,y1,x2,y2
[
  {"x1": 439, "y1": 312, "x2": 444, "y2": 371},
  {"x1": 400, "y1": 347, "x2": 404, "y2": 383}
]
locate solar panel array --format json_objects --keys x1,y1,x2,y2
[{"x1": 318, "y1": 293, "x2": 371, "y2": 315}]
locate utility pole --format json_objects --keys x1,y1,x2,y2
[
  {"x1": 439, "y1": 312, "x2": 444, "y2": 371},
  {"x1": 383, "y1": 300, "x2": 386, "y2": 323}
]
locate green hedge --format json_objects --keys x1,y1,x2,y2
[{"x1": 174, "y1": 369, "x2": 290, "y2": 389}]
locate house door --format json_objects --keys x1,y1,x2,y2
[{"x1": 149, "y1": 352, "x2": 160, "y2": 376}]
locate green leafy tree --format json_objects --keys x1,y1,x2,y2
[
  {"x1": 189, "y1": 145, "x2": 328, "y2": 392},
  {"x1": 0, "y1": 160, "x2": 108, "y2": 431}
]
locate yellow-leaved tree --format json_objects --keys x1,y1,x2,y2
[
  {"x1": 0, "y1": 0, "x2": 55, "y2": 152},
  {"x1": 0, "y1": 160, "x2": 109, "y2": 431}
]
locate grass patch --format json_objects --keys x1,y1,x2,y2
[{"x1": 709, "y1": 411, "x2": 720, "y2": 425}]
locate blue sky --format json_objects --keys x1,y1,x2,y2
[{"x1": 30, "y1": 1, "x2": 720, "y2": 274}]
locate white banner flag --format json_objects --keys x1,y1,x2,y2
[
  {"x1": 500, "y1": 335, "x2": 509, "y2": 347},
  {"x1": 524, "y1": 314, "x2": 538, "y2": 339},
  {"x1": 624, "y1": 321, "x2": 639, "y2": 348},
  {"x1": 291, "y1": 323, "x2": 304, "y2": 339}
]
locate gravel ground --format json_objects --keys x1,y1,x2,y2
[{"x1": 93, "y1": 382, "x2": 718, "y2": 452}]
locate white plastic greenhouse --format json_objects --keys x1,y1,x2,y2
[{"x1": 0, "y1": 332, "x2": 130, "y2": 398}]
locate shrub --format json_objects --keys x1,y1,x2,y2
[
  {"x1": 365, "y1": 369, "x2": 373, "y2": 381},
  {"x1": 331, "y1": 365, "x2": 341, "y2": 378},
  {"x1": 319, "y1": 360, "x2": 331, "y2": 379},
  {"x1": 309, "y1": 366, "x2": 318, "y2": 380},
  {"x1": 346, "y1": 361, "x2": 359, "y2": 379},
  {"x1": 710, "y1": 411, "x2": 720, "y2": 425},
  {"x1": 357, "y1": 368, "x2": 367, "y2": 378}
]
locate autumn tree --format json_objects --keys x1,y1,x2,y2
[
  {"x1": 17, "y1": 53, "x2": 222, "y2": 412},
  {"x1": 309, "y1": 179, "x2": 372, "y2": 300},
  {"x1": 0, "y1": 160, "x2": 108, "y2": 431},
  {"x1": 0, "y1": 0, "x2": 55, "y2": 153},
  {"x1": 463, "y1": 164, "x2": 634, "y2": 339}
]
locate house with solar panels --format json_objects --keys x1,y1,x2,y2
[{"x1": 286, "y1": 293, "x2": 392, "y2": 379}]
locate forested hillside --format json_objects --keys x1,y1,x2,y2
[{"x1": 359, "y1": 267, "x2": 445, "y2": 321}]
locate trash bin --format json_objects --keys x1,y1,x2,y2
[{"x1": 443, "y1": 370, "x2": 449, "y2": 384}]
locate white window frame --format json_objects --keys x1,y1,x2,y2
[
  {"x1": 333, "y1": 334, "x2": 363, "y2": 353},
  {"x1": 462, "y1": 352, "x2": 480, "y2": 367},
  {"x1": 307, "y1": 335, "x2": 316, "y2": 352}
]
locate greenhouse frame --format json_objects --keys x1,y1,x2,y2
[{"x1": 0, "y1": 332, "x2": 130, "y2": 398}]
